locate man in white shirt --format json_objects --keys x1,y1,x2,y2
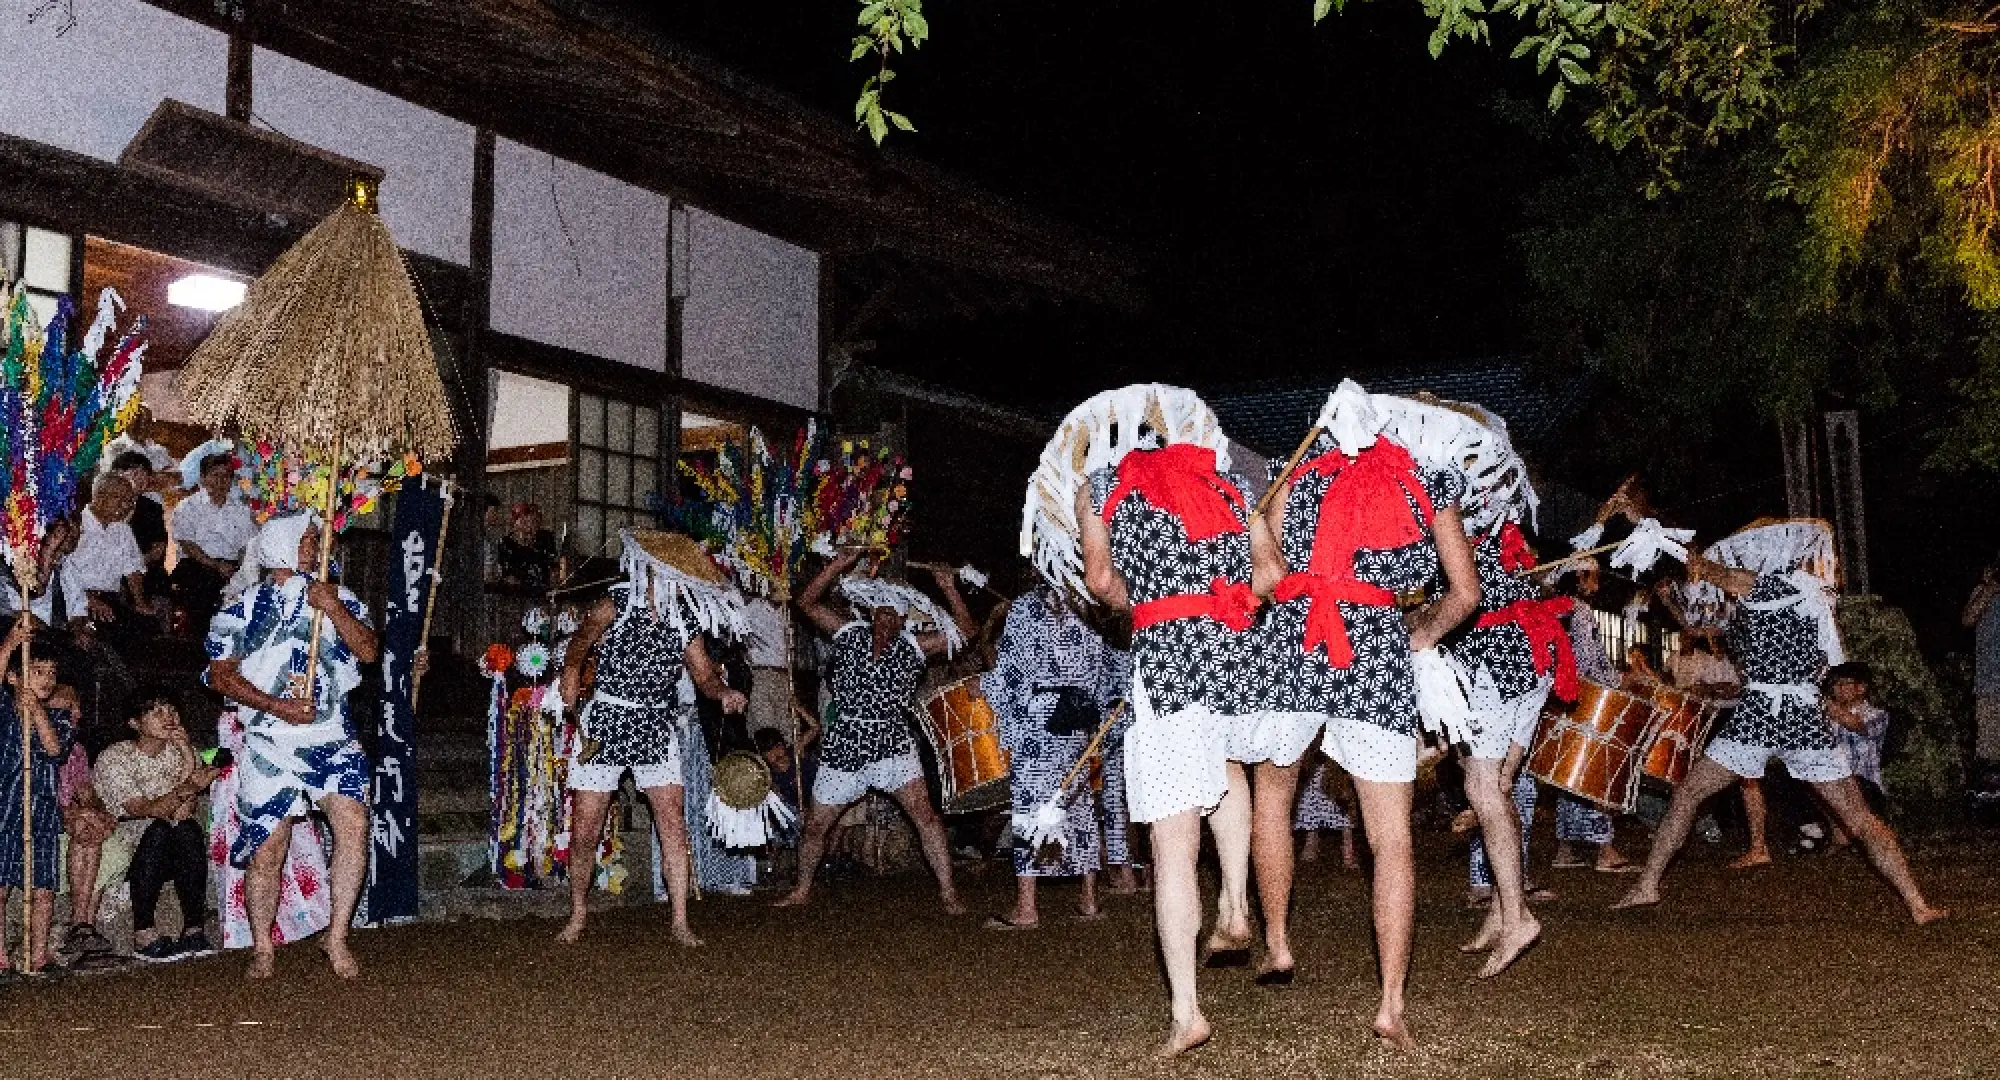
[
  {"x1": 741, "y1": 597, "x2": 796, "y2": 738},
  {"x1": 62, "y1": 475, "x2": 153, "y2": 646},
  {"x1": 170, "y1": 451, "x2": 257, "y2": 629}
]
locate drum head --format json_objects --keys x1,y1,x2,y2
[{"x1": 713, "y1": 751, "x2": 774, "y2": 810}]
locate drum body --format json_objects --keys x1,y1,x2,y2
[
  {"x1": 1641, "y1": 686, "x2": 1722, "y2": 786},
  {"x1": 1527, "y1": 679, "x2": 1661, "y2": 812},
  {"x1": 919, "y1": 676, "x2": 1011, "y2": 813}
]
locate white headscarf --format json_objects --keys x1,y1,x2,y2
[{"x1": 223, "y1": 511, "x2": 320, "y2": 600}]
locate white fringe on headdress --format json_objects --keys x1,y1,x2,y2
[
  {"x1": 839, "y1": 575, "x2": 966, "y2": 655},
  {"x1": 1371, "y1": 392, "x2": 1539, "y2": 534},
  {"x1": 705, "y1": 789, "x2": 797, "y2": 849},
  {"x1": 1020, "y1": 383, "x2": 1233, "y2": 598},
  {"x1": 1412, "y1": 646, "x2": 1481, "y2": 746},
  {"x1": 618, "y1": 529, "x2": 748, "y2": 639},
  {"x1": 1678, "y1": 519, "x2": 1838, "y2": 629}
]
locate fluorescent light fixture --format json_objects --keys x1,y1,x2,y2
[{"x1": 167, "y1": 273, "x2": 247, "y2": 313}]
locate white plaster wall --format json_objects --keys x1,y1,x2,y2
[
  {"x1": 0, "y1": 0, "x2": 227, "y2": 162},
  {"x1": 681, "y1": 209, "x2": 819, "y2": 411},
  {"x1": 490, "y1": 140, "x2": 667, "y2": 371},
  {"x1": 252, "y1": 50, "x2": 474, "y2": 265},
  {"x1": 489, "y1": 370, "x2": 570, "y2": 450}
]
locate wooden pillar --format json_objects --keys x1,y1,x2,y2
[{"x1": 225, "y1": 34, "x2": 254, "y2": 124}]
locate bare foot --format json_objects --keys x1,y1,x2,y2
[
  {"x1": 1727, "y1": 850, "x2": 1772, "y2": 870},
  {"x1": 671, "y1": 924, "x2": 705, "y2": 947},
  {"x1": 772, "y1": 889, "x2": 811, "y2": 909},
  {"x1": 1157, "y1": 1014, "x2": 1213, "y2": 1059},
  {"x1": 1373, "y1": 1010, "x2": 1416, "y2": 1052},
  {"x1": 1460, "y1": 909, "x2": 1501, "y2": 954},
  {"x1": 556, "y1": 911, "x2": 587, "y2": 943},
  {"x1": 940, "y1": 893, "x2": 968, "y2": 916},
  {"x1": 1107, "y1": 868, "x2": 1139, "y2": 895},
  {"x1": 1476, "y1": 915, "x2": 1541, "y2": 978},
  {"x1": 1911, "y1": 904, "x2": 1950, "y2": 926},
  {"x1": 1611, "y1": 884, "x2": 1660, "y2": 910},
  {"x1": 325, "y1": 940, "x2": 360, "y2": 979},
  {"x1": 245, "y1": 950, "x2": 275, "y2": 981}
]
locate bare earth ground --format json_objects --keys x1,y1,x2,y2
[{"x1": 4, "y1": 829, "x2": 1997, "y2": 1080}]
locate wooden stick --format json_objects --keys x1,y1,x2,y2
[
  {"x1": 1253, "y1": 426, "x2": 1325, "y2": 517},
  {"x1": 408, "y1": 479, "x2": 455, "y2": 713},
  {"x1": 1052, "y1": 701, "x2": 1128, "y2": 802},
  {"x1": 16, "y1": 612, "x2": 33, "y2": 973},
  {"x1": 1531, "y1": 538, "x2": 1624, "y2": 575},
  {"x1": 302, "y1": 436, "x2": 343, "y2": 708}
]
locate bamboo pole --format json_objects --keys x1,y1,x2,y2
[
  {"x1": 300, "y1": 437, "x2": 344, "y2": 710},
  {"x1": 1253, "y1": 426, "x2": 1325, "y2": 517},
  {"x1": 408, "y1": 479, "x2": 456, "y2": 713},
  {"x1": 15, "y1": 610, "x2": 32, "y2": 973},
  {"x1": 1052, "y1": 701, "x2": 1128, "y2": 803}
]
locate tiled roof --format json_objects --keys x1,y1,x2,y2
[{"x1": 1202, "y1": 356, "x2": 1592, "y2": 459}]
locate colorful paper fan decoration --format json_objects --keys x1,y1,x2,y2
[
  {"x1": 658, "y1": 421, "x2": 823, "y2": 599},
  {"x1": 803, "y1": 436, "x2": 913, "y2": 556},
  {"x1": 479, "y1": 643, "x2": 514, "y2": 679},
  {"x1": 0, "y1": 286, "x2": 148, "y2": 591},
  {"x1": 514, "y1": 642, "x2": 551, "y2": 680},
  {"x1": 232, "y1": 437, "x2": 419, "y2": 533}
]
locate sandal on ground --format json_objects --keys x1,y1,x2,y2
[{"x1": 982, "y1": 914, "x2": 1039, "y2": 931}]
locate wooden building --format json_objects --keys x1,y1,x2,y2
[{"x1": 0, "y1": 0, "x2": 1136, "y2": 657}]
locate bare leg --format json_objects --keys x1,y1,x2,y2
[
  {"x1": 889, "y1": 778, "x2": 966, "y2": 914},
  {"x1": 0, "y1": 888, "x2": 10, "y2": 970},
  {"x1": 1615, "y1": 758, "x2": 1739, "y2": 909},
  {"x1": 560, "y1": 789, "x2": 613, "y2": 941},
  {"x1": 318, "y1": 794, "x2": 369, "y2": 978},
  {"x1": 1149, "y1": 809, "x2": 1211, "y2": 1058},
  {"x1": 1251, "y1": 760, "x2": 1300, "y2": 976},
  {"x1": 1108, "y1": 863, "x2": 1139, "y2": 894},
  {"x1": 27, "y1": 889, "x2": 53, "y2": 971},
  {"x1": 1810, "y1": 777, "x2": 1948, "y2": 924},
  {"x1": 1729, "y1": 779, "x2": 1771, "y2": 868},
  {"x1": 1459, "y1": 756, "x2": 1540, "y2": 977},
  {"x1": 775, "y1": 801, "x2": 849, "y2": 907},
  {"x1": 244, "y1": 817, "x2": 295, "y2": 979},
  {"x1": 1351, "y1": 777, "x2": 1416, "y2": 1051},
  {"x1": 640, "y1": 785, "x2": 702, "y2": 946},
  {"x1": 1299, "y1": 830, "x2": 1322, "y2": 864},
  {"x1": 1341, "y1": 826, "x2": 1359, "y2": 869},
  {"x1": 1002, "y1": 875, "x2": 1041, "y2": 926},
  {"x1": 1079, "y1": 870, "x2": 1099, "y2": 916},
  {"x1": 1206, "y1": 761, "x2": 1253, "y2": 956},
  {"x1": 68, "y1": 841, "x2": 102, "y2": 928}
]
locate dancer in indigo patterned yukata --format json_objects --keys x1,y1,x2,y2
[
  {"x1": 981, "y1": 584, "x2": 1122, "y2": 929},
  {"x1": 205, "y1": 512, "x2": 377, "y2": 980},
  {"x1": 557, "y1": 531, "x2": 748, "y2": 947},
  {"x1": 1614, "y1": 521, "x2": 1945, "y2": 924},
  {"x1": 1446, "y1": 515, "x2": 1577, "y2": 977},
  {"x1": 1056, "y1": 384, "x2": 1282, "y2": 1058},
  {"x1": 1254, "y1": 383, "x2": 1482, "y2": 1048},
  {"x1": 775, "y1": 550, "x2": 974, "y2": 913},
  {"x1": 1098, "y1": 639, "x2": 1143, "y2": 893}
]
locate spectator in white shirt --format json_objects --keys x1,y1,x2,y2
[
  {"x1": 0, "y1": 520, "x2": 77, "y2": 627},
  {"x1": 170, "y1": 452, "x2": 257, "y2": 630},
  {"x1": 62, "y1": 476, "x2": 153, "y2": 648}
]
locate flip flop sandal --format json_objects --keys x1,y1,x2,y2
[
  {"x1": 1071, "y1": 908, "x2": 1108, "y2": 922},
  {"x1": 1203, "y1": 946, "x2": 1252, "y2": 969},
  {"x1": 1550, "y1": 857, "x2": 1590, "y2": 870},
  {"x1": 1253, "y1": 967, "x2": 1296, "y2": 987},
  {"x1": 982, "y1": 914, "x2": 1039, "y2": 931},
  {"x1": 1595, "y1": 862, "x2": 1641, "y2": 874}
]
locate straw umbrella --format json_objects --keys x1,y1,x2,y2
[{"x1": 177, "y1": 178, "x2": 458, "y2": 699}]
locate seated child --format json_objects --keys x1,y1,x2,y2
[
  {"x1": 58, "y1": 739, "x2": 116, "y2": 960},
  {"x1": 93, "y1": 691, "x2": 221, "y2": 961}
]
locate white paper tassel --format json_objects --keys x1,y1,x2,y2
[
  {"x1": 957, "y1": 564, "x2": 988, "y2": 589},
  {"x1": 1015, "y1": 797, "x2": 1072, "y2": 854},
  {"x1": 1412, "y1": 647, "x2": 1481, "y2": 746},
  {"x1": 839, "y1": 576, "x2": 966, "y2": 656},
  {"x1": 1609, "y1": 517, "x2": 1695, "y2": 575},
  {"x1": 705, "y1": 791, "x2": 798, "y2": 849},
  {"x1": 1569, "y1": 522, "x2": 1605, "y2": 551},
  {"x1": 617, "y1": 529, "x2": 748, "y2": 639}
]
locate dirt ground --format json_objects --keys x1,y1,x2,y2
[{"x1": 3, "y1": 828, "x2": 1997, "y2": 1080}]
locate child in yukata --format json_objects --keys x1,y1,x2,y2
[{"x1": 0, "y1": 623, "x2": 75, "y2": 974}]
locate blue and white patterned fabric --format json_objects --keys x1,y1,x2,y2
[
  {"x1": 206, "y1": 575, "x2": 371, "y2": 868},
  {"x1": 1468, "y1": 771, "x2": 1537, "y2": 888},
  {"x1": 1100, "y1": 645, "x2": 1136, "y2": 865},
  {"x1": 0, "y1": 691, "x2": 71, "y2": 889},
  {"x1": 984, "y1": 589, "x2": 1118, "y2": 876}
]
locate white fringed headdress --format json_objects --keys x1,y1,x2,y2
[
  {"x1": 1308, "y1": 380, "x2": 1539, "y2": 534},
  {"x1": 618, "y1": 528, "x2": 748, "y2": 638},
  {"x1": 1020, "y1": 383, "x2": 1233, "y2": 599},
  {"x1": 1678, "y1": 519, "x2": 1838, "y2": 628},
  {"x1": 839, "y1": 575, "x2": 966, "y2": 655}
]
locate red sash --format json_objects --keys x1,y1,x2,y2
[
  {"x1": 1101, "y1": 444, "x2": 1248, "y2": 543},
  {"x1": 1277, "y1": 439, "x2": 1432, "y2": 667},
  {"x1": 1131, "y1": 578, "x2": 1259, "y2": 633},
  {"x1": 1475, "y1": 596, "x2": 1579, "y2": 702}
]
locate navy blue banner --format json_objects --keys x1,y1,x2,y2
[{"x1": 363, "y1": 477, "x2": 452, "y2": 925}]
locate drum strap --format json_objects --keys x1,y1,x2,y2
[{"x1": 1131, "y1": 578, "x2": 1259, "y2": 633}]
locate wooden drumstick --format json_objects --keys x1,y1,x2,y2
[
  {"x1": 1053, "y1": 702, "x2": 1129, "y2": 799},
  {"x1": 1254, "y1": 426, "x2": 1325, "y2": 517}
]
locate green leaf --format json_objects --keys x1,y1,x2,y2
[
  {"x1": 1548, "y1": 80, "x2": 1566, "y2": 110},
  {"x1": 1537, "y1": 37, "x2": 1557, "y2": 72},
  {"x1": 865, "y1": 104, "x2": 889, "y2": 144},
  {"x1": 904, "y1": 11, "x2": 929, "y2": 39},
  {"x1": 857, "y1": 2, "x2": 888, "y2": 27},
  {"x1": 1511, "y1": 34, "x2": 1541, "y2": 59},
  {"x1": 854, "y1": 90, "x2": 877, "y2": 123},
  {"x1": 1313, "y1": 0, "x2": 1334, "y2": 22},
  {"x1": 1558, "y1": 56, "x2": 1587, "y2": 83},
  {"x1": 850, "y1": 36, "x2": 875, "y2": 61},
  {"x1": 887, "y1": 109, "x2": 916, "y2": 132},
  {"x1": 1563, "y1": 41, "x2": 1589, "y2": 58}
]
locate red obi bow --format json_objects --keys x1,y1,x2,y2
[
  {"x1": 1132, "y1": 578, "x2": 1259, "y2": 633},
  {"x1": 1496, "y1": 522, "x2": 1536, "y2": 572},
  {"x1": 1276, "y1": 439, "x2": 1433, "y2": 667},
  {"x1": 1475, "y1": 596, "x2": 1578, "y2": 702},
  {"x1": 1102, "y1": 444, "x2": 1248, "y2": 543}
]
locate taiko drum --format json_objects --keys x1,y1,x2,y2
[
  {"x1": 919, "y1": 675, "x2": 1011, "y2": 813},
  {"x1": 1527, "y1": 678, "x2": 1661, "y2": 813}
]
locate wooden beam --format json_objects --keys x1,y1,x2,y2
[{"x1": 226, "y1": 33, "x2": 254, "y2": 123}]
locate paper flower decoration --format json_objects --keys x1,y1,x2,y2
[
  {"x1": 958, "y1": 564, "x2": 988, "y2": 589},
  {"x1": 522, "y1": 606, "x2": 549, "y2": 637},
  {"x1": 514, "y1": 642, "x2": 551, "y2": 680},
  {"x1": 479, "y1": 643, "x2": 514, "y2": 679},
  {"x1": 554, "y1": 610, "x2": 579, "y2": 637}
]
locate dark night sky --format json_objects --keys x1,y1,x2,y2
[{"x1": 641, "y1": 1, "x2": 1559, "y2": 405}]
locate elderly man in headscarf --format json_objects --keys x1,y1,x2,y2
[{"x1": 204, "y1": 511, "x2": 380, "y2": 980}]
